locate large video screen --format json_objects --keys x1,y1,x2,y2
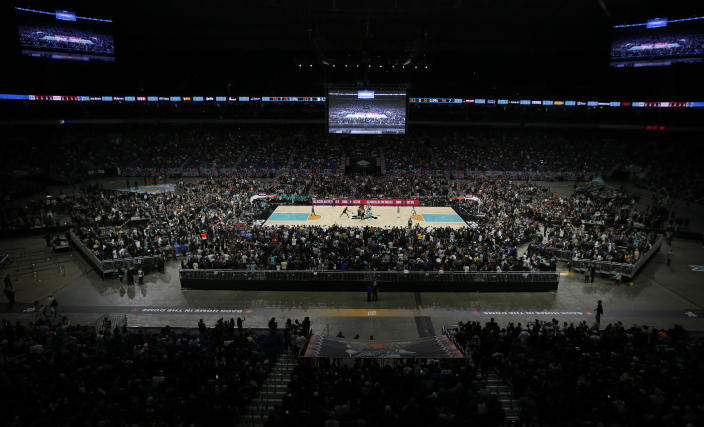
[
  {"x1": 16, "y1": 7, "x2": 115, "y2": 62},
  {"x1": 611, "y1": 17, "x2": 704, "y2": 68},
  {"x1": 328, "y1": 89, "x2": 406, "y2": 134}
]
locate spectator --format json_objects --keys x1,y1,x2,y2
[
  {"x1": 595, "y1": 300, "x2": 604, "y2": 325},
  {"x1": 3, "y1": 277, "x2": 15, "y2": 309}
]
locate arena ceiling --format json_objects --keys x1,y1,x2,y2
[{"x1": 2, "y1": 0, "x2": 704, "y2": 97}]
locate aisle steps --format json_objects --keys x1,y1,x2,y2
[
  {"x1": 237, "y1": 351, "x2": 297, "y2": 427},
  {"x1": 486, "y1": 372, "x2": 521, "y2": 425}
]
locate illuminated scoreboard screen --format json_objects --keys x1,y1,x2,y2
[
  {"x1": 16, "y1": 7, "x2": 115, "y2": 62},
  {"x1": 328, "y1": 89, "x2": 406, "y2": 134},
  {"x1": 611, "y1": 17, "x2": 704, "y2": 68}
]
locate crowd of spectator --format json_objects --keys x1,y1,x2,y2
[
  {"x1": 0, "y1": 195, "x2": 73, "y2": 231},
  {"x1": 266, "y1": 358, "x2": 505, "y2": 427},
  {"x1": 0, "y1": 126, "x2": 617, "y2": 182},
  {"x1": 2, "y1": 171, "x2": 665, "y2": 273},
  {"x1": 524, "y1": 185, "x2": 663, "y2": 264},
  {"x1": 0, "y1": 315, "x2": 302, "y2": 426},
  {"x1": 448, "y1": 319, "x2": 704, "y2": 427},
  {"x1": 69, "y1": 177, "x2": 555, "y2": 272},
  {"x1": 0, "y1": 122, "x2": 687, "y2": 275},
  {"x1": 2, "y1": 125, "x2": 702, "y2": 203},
  {"x1": 74, "y1": 179, "x2": 272, "y2": 260},
  {"x1": 310, "y1": 174, "x2": 451, "y2": 200},
  {"x1": 179, "y1": 223, "x2": 543, "y2": 272}
]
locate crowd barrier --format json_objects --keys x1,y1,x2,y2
[
  {"x1": 68, "y1": 230, "x2": 163, "y2": 279},
  {"x1": 545, "y1": 236, "x2": 662, "y2": 278},
  {"x1": 179, "y1": 269, "x2": 559, "y2": 292}
]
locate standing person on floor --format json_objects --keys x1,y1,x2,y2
[
  {"x1": 595, "y1": 300, "x2": 604, "y2": 325},
  {"x1": 237, "y1": 316, "x2": 245, "y2": 334},
  {"x1": 584, "y1": 266, "x2": 590, "y2": 283},
  {"x1": 4, "y1": 276, "x2": 15, "y2": 310},
  {"x1": 367, "y1": 283, "x2": 373, "y2": 302},
  {"x1": 372, "y1": 280, "x2": 379, "y2": 301},
  {"x1": 50, "y1": 297, "x2": 59, "y2": 318},
  {"x1": 590, "y1": 265, "x2": 596, "y2": 283}
]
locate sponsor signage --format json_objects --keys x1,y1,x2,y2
[{"x1": 312, "y1": 199, "x2": 420, "y2": 206}]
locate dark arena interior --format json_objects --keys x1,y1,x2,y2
[{"x1": 3, "y1": 0, "x2": 704, "y2": 426}]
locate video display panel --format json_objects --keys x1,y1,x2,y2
[
  {"x1": 611, "y1": 17, "x2": 704, "y2": 68},
  {"x1": 16, "y1": 7, "x2": 115, "y2": 62},
  {"x1": 328, "y1": 89, "x2": 406, "y2": 134}
]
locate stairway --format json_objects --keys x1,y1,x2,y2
[
  {"x1": 237, "y1": 351, "x2": 297, "y2": 427},
  {"x1": 486, "y1": 372, "x2": 520, "y2": 425}
]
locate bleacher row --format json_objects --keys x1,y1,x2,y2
[
  {"x1": 4, "y1": 315, "x2": 701, "y2": 426},
  {"x1": 6, "y1": 170, "x2": 668, "y2": 284},
  {"x1": 2, "y1": 126, "x2": 702, "y2": 203}
]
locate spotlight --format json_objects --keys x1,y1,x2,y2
[
  {"x1": 332, "y1": 64, "x2": 336, "y2": 68},
  {"x1": 309, "y1": 64, "x2": 313, "y2": 68},
  {"x1": 298, "y1": 64, "x2": 302, "y2": 67},
  {"x1": 424, "y1": 65, "x2": 428, "y2": 69},
  {"x1": 379, "y1": 65, "x2": 383, "y2": 68},
  {"x1": 357, "y1": 64, "x2": 359, "y2": 68},
  {"x1": 345, "y1": 64, "x2": 348, "y2": 68},
  {"x1": 415, "y1": 66, "x2": 418, "y2": 69},
  {"x1": 368, "y1": 64, "x2": 371, "y2": 68}
]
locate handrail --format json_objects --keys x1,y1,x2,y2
[
  {"x1": 179, "y1": 269, "x2": 560, "y2": 283},
  {"x1": 544, "y1": 236, "x2": 662, "y2": 278},
  {"x1": 69, "y1": 229, "x2": 164, "y2": 278}
]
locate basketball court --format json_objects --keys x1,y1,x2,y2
[{"x1": 264, "y1": 205, "x2": 468, "y2": 229}]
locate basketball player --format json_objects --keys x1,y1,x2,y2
[
  {"x1": 411, "y1": 206, "x2": 417, "y2": 217},
  {"x1": 357, "y1": 205, "x2": 364, "y2": 219},
  {"x1": 311, "y1": 205, "x2": 316, "y2": 216},
  {"x1": 340, "y1": 206, "x2": 350, "y2": 218},
  {"x1": 366, "y1": 204, "x2": 372, "y2": 219}
]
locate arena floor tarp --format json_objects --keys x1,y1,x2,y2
[{"x1": 304, "y1": 334, "x2": 464, "y2": 358}]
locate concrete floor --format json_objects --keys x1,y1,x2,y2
[
  {"x1": 2, "y1": 235, "x2": 703, "y2": 340},
  {"x1": 2, "y1": 179, "x2": 703, "y2": 341}
]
